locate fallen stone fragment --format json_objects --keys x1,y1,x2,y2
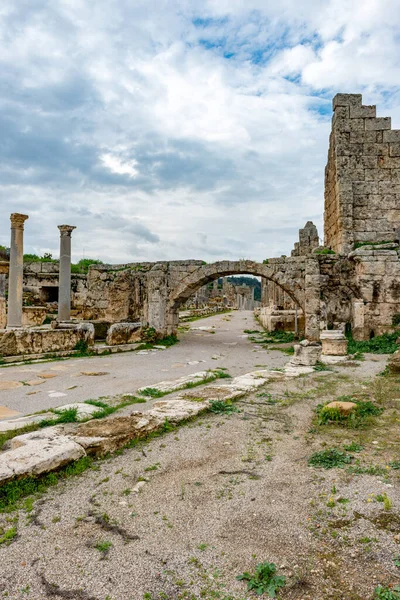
[
  {"x1": 324, "y1": 401, "x2": 357, "y2": 415},
  {"x1": 0, "y1": 427, "x2": 85, "y2": 483},
  {"x1": 37, "y1": 373, "x2": 58, "y2": 379},
  {"x1": 25, "y1": 379, "x2": 45, "y2": 386}
]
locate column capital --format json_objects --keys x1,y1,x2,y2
[
  {"x1": 10, "y1": 213, "x2": 29, "y2": 229},
  {"x1": 58, "y1": 225, "x2": 76, "y2": 237}
]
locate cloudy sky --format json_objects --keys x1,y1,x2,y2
[{"x1": 1, "y1": 0, "x2": 400, "y2": 264}]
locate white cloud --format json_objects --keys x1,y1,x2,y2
[{"x1": 0, "y1": 0, "x2": 399, "y2": 265}]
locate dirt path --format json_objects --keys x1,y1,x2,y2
[{"x1": 1, "y1": 352, "x2": 400, "y2": 600}]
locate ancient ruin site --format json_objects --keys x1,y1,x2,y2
[
  {"x1": 1, "y1": 91, "x2": 400, "y2": 600},
  {"x1": 2, "y1": 2, "x2": 400, "y2": 599}
]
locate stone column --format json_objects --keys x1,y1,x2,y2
[
  {"x1": 7, "y1": 213, "x2": 29, "y2": 328},
  {"x1": 58, "y1": 225, "x2": 76, "y2": 322},
  {"x1": 304, "y1": 257, "x2": 321, "y2": 341},
  {"x1": 0, "y1": 274, "x2": 6, "y2": 329}
]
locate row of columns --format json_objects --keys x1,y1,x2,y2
[{"x1": 3, "y1": 214, "x2": 76, "y2": 329}]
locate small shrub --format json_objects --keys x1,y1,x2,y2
[
  {"x1": 389, "y1": 461, "x2": 400, "y2": 470},
  {"x1": 237, "y1": 562, "x2": 286, "y2": 598},
  {"x1": 308, "y1": 448, "x2": 353, "y2": 469}
]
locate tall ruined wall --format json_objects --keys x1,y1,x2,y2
[{"x1": 324, "y1": 93, "x2": 400, "y2": 254}]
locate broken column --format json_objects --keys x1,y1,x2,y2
[
  {"x1": 58, "y1": 225, "x2": 76, "y2": 322},
  {"x1": 7, "y1": 213, "x2": 29, "y2": 328}
]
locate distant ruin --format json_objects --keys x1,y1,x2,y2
[{"x1": 1, "y1": 93, "x2": 400, "y2": 358}]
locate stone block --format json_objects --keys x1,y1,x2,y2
[
  {"x1": 365, "y1": 169, "x2": 391, "y2": 181},
  {"x1": 0, "y1": 427, "x2": 85, "y2": 484},
  {"x1": 349, "y1": 105, "x2": 376, "y2": 119},
  {"x1": 364, "y1": 117, "x2": 391, "y2": 130},
  {"x1": 0, "y1": 323, "x2": 94, "y2": 356},
  {"x1": 333, "y1": 94, "x2": 362, "y2": 109},
  {"x1": 390, "y1": 144, "x2": 400, "y2": 157},
  {"x1": 335, "y1": 118, "x2": 365, "y2": 132},
  {"x1": 290, "y1": 340, "x2": 321, "y2": 366},
  {"x1": 377, "y1": 157, "x2": 400, "y2": 169},
  {"x1": 363, "y1": 143, "x2": 389, "y2": 156},
  {"x1": 383, "y1": 130, "x2": 400, "y2": 143},
  {"x1": 22, "y1": 306, "x2": 47, "y2": 326},
  {"x1": 106, "y1": 322, "x2": 142, "y2": 345},
  {"x1": 378, "y1": 182, "x2": 400, "y2": 194}
]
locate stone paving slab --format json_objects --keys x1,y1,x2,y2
[{"x1": 0, "y1": 365, "x2": 311, "y2": 485}]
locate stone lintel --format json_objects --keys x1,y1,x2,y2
[{"x1": 10, "y1": 213, "x2": 29, "y2": 229}]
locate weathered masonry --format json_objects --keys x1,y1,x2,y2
[
  {"x1": 1, "y1": 92, "x2": 400, "y2": 357},
  {"x1": 325, "y1": 93, "x2": 400, "y2": 253}
]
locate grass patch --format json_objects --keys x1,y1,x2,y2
[
  {"x1": 39, "y1": 407, "x2": 79, "y2": 428},
  {"x1": 0, "y1": 455, "x2": 94, "y2": 513},
  {"x1": 0, "y1": 526, "x2": 17, "y2": 545},
  {"x1": 314, "y1": 361, "x2": 333, "y2": 372},
  {"x1": 347, "y1": 331, "x2": 400, "y2": 355},
  {"x1": 308, "y1": 448, "x2": 353, "y2": 469},
  {"x1": 250, "y1": 330, "x2": 297, "y2": 344}
]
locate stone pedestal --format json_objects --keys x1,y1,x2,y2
[
  {"x1": 7, "y1": 213, "x2": 29, "y2": 328},
  {"x1": 290, "y1": 339, "x2": 321, "y2": 366},
  {"x1": 58, "y1": 225, "x2": 76, "y2": 322},
  {"x1": 320, "y1": 330, "x2": 348, "y2": 356}
]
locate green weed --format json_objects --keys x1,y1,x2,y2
[
  {"x1": 308, "y1": 448, "x2": 353, "y2": 469},
  {"x1": 209, "y1": 400, "x2": 239, "y2": 415},
  {"x1": 374, "y1": 585, "x2": 400, "y2": 599},
  {"x1": 237, "y1": 562, "x2": 286, "y2": 598}
]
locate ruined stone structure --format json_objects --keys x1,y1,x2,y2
[
  {"x1": 1, "y1": 93, "x2": 400, "y2": 357},
  {"x1": 325, "y1": 94, "x2": 400, "y2": 253}
]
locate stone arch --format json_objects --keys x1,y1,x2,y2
[
  {"x1": 166, "y1": 259, "x2": 307, "y2": 334},
  {"x1": 169, "y1": 260, "x2": 304, "y2": 310}
]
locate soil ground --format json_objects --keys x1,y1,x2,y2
[{"x1": 1, "y1": 311, "x2": 400, "y2": 600}]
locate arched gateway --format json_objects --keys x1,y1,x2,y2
[{"x1": 145, "y1": 258, "x2": 322, "y2": 341}]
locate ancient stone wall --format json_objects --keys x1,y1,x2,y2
[{"x1": 324, "y1": 93, "x2": 400, "y2": 254}]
